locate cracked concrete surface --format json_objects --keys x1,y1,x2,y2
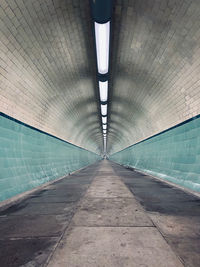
[
  {"x1": 47, "y1": 161, "x2": 183, "y2": 267},
  {"x1": 1, "y1": 160, "x2": 200, "y2": 266}
]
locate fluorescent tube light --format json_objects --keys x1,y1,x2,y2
[
  {"x1": 104, "y1": 141, "x2": 106, "y2": 153},
  {"x1": 103, "y1": 124, "x2": 107, "y2": 130},
  {"x1": 101, "y1": 104, "x2": 107, "y2": 116},
  {"x1": 103, "y1": 130, "x2": 107, "y2": 134},
  {"x1": 102, "y1": 116, "x2": 107, "y2": 124},
  {"x1": 99, "y1": 81, "x2": 108, "y2": 102},
  {"x1": 95, "y1": 21, "x2": 110, "y2": 74}
]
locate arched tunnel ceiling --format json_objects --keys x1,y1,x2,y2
[
  {"x1": 0, "y1": 0, "x2": 102, "y2": 153},
  {"x1": 1, "y1": 0, "x2": 200, "y2": 155},
  {"x1": 108, "y1": 0, "x2": 200, "y2": 154}
]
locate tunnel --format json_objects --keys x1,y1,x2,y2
[{"x1": 0, "y1": 0, "x2": 200, "y2": 266}]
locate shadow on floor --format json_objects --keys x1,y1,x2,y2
[{"x1": 111, "y1": 162, "x2": 200, "y2": 267}]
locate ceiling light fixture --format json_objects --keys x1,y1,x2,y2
[
  {"x1": 101, "y1": 104, "x2": 107, "y2": 116},
  {"x1": 102, "y1": 116, "x2": 107, "y2": 124},
  {"x1": 99, "y1": 81, "x2": 108, "y2": 102},
  {"x1": 95, "y1": 21, "x2": 110, "y2": 74}
]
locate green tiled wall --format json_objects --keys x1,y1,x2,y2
[
  {"x1": 0, "y1": 113, "x2": 100, "y2": 201},
  {"x1": 110, "y1": 116, "x2": 200, "y2": 192}
]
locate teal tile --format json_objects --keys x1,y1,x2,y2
[
  {"x1": 0, "y1": 114, "x2": 100, "y2": 202},
  {"x1": 110, "y1": 116, "x2": 200, "y2": 192}
]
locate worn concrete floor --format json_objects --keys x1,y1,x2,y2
[{"x1": 0, "y1": 160, "x2": 200, "y2": 266}]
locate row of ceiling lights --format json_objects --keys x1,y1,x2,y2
[
  {"x1": 96, "y1": 22, "x2": 109, "y2": 153},
  {"x1": 91, "y1": 0, "x2": 113, "y2": 154}
]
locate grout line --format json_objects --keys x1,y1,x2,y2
[
  {"x1": 83, "y1": 197, "x2": 137, "y2": 199},
  {"x1": 0, "y1": 213, "x2": 76, "y2": 217},
  {"x1": 69, "y1": 225, "x2": 155, "y2": 228},
  {"x1": 0, "y1": 236, "x2": 60, "y2": 241},
  {"x1": 81, "y1": 197, "x2": 134, "y2": 199}
]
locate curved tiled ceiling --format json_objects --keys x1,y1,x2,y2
[
  {"x1": 1, "y1": 0, "x2": 200, "y2": 155},
  {"x1": 108, "y1": 0, "x2": 200, "y2": 154},
  {"x1": 0, "y1": 0, "x2": 102, "y2": 153}
]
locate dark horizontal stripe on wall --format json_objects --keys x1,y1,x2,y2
[
  {"x1": 110, "y1": 115, "x2": 200, "y2": 192},
  {"x1": 111, "y1": 113, "x2": 200, "y2": 156},
  {"x1": 0, "y1": 112, "x2": 100, "y2": 201}
]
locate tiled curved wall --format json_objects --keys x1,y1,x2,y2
[
  {"x1": 0, "y1": 113, "x2": 100, "y2": 202},
  {"x1": 110, "y1": 115, "x2": 200, "y2": 192}
]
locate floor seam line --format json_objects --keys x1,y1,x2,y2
[
  {"x1": 44, "y1": 169, "x2": 99, "y2": 267},
  {"x1": 70, "y1": 225, "x2": 156, "y2": 228},
  {"x1": 112, "y1": 164, "x2": 186, "y2": 267}
]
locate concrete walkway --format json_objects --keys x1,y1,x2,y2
[
  {"x1": 47, "y1": 161, "x2": 182, "y2": 267},
  {"x1": 0, "y1": 160, "x2": 200, "y2": 266}
]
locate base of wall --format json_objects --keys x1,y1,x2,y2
[
  {"x1": 112, "y1": 160, "x2": 200, "y2": 199},
  {"x1": 110, "y1": 115, "x2": 200, "y2": 193},
  {"x1": 0, "y1": 161, "x2": 98, "y2": 212},
  {"x1": 0, "y1": 113, "x2": 101, "y2": 202}
]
